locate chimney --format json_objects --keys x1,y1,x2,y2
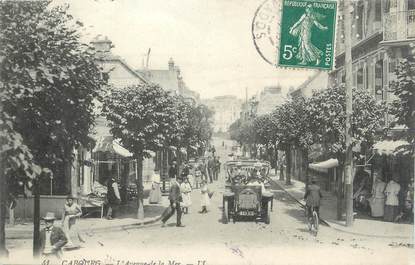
[
  {"x1": 168, "y1": 57, "x2": 175, "y2": 71},
  {"x1": 90, "y1": 35, "x2": 113, "y2": 53}
]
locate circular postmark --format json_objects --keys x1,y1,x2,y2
[{"x1": 251, "y1": 0, "x2": 282, "y2": 66}]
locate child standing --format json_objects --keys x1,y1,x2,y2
[
  {"x1": 180, "y1": 177, "x2": 192, "y2": 214},
  {"x1": 199, "y1": 180, "x2": 210, "y2": 213}
]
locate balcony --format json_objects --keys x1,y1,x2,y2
[{"x1": 383, "y1": 10, "x2": 415, "y2": 43}]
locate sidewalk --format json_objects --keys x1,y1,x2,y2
[
  {"x1": 6, "y1": 197, "x2": 169, "y2": 240},
  {"x1": 271, "y1": 175, "x2": 413, "y2": 240}
]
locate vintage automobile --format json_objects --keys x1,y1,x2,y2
[{"x1": 222, "y1": 160, "x2": 274, "y2": 224}]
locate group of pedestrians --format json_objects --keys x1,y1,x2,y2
[{"x1": 160, "y1": 156, "x2": 217, "y2": 227}]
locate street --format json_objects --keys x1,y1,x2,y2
[{"x1": 5, "y1": 138, "x2": 413, "y2": 265}]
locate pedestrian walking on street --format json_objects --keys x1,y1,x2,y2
[
  {"x1": 61, "y1": 195, "x2": 84, "y2": 249},
  {"x1": 207, "y1": 156, "x2": 215, "y2": 183},
  {"x1": 169, "y1": 160, "x2": 179, "y2": 179},
  {"x1": 105, "y1": 177, "x2": 121, "y2": 220},
  {"x1": 149, "y1": 170, "x2": 162, "y2": 204},
  {"x1": 214, "y1": 156, "x2": 221, "y2": 180},
  {"x1": 161, "y1": 177, "x2": 184, "y2": 227},
  {"x1": 194, "y1": 169, "x2": 203, "y2": 189},
  {"x1": 199, "y1": 180, "x2": 211, "y2": 214},
  {"x1": 40, "y1": 212, "x2": 68, "y2": 260},
  {"x1": 384, "y1": 176, "x2": 401, "y2": 222},
  {"x1": 180, "y1": 177, "x2": 192, "y2": 214}
]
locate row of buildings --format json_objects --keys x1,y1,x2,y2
[
  {"x1": 14, "y1": 35, "x2": 201, "y2": 219},
  {"x1": 287, "y1": 0, "x2": 414, "y2": 220}
]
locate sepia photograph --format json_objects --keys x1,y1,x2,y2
[{"x1": 0, "y1": 0, "x2": 414, "y2": 264}]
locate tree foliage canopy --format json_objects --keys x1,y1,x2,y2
[{"x1": 1, "y1": 1, "x2": 105, "y2": 189}]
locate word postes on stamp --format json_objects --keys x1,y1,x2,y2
[{"x1": 278, "y1": 0, "x2": 337, "y2": 70}]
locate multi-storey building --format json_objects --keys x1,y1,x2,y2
[
  {"x1": 330, "y1": 0, "x2": 415, "y2": 126},
  {"x1": 256, "y1": 85, "x2": 286, "y2": 115},
  {"x1": 203, "y1": 95, "x2": 242, "y2": 133}
]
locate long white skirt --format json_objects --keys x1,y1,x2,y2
[
  {"x1": 182, "y1": 192, "x2": 192, "y2": 207},
  {"x1": 201, "y1": 193, "x2": 210, "y2": 207}
]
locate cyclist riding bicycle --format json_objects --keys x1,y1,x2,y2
[{"x1": 304, "y1": 176, "x2": 323, "y2": 220}]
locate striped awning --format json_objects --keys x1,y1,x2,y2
[{"x1": 93, "y1": 136, "x2": 133, "y2": 157}]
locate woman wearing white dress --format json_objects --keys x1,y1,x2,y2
[
  {"x1": 199, "y1": 180, "x2": 210, "y2": 214},
  {"x1": 62, "y1": 195, "x2": 83, "y2": 249},
  {"x1": 180, "y1": 177, "x2": 192, "y2": 214},
  {"x1": 384, "y1": 176, "x2": 401, "y2": 222},
  {"x1": 149, "y1": 170, "x2": 162, "y2": 204},
  {"x1": 369, "y1": 175, "x2": 386, "y2": 217}
]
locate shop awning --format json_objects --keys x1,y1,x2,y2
[
  {"x1": 309, "y1": 158, "x2": 339, "y2": 173},
  {"x1": 373, "y1": 140, "x2": 410, "y2": 155},
  {"x1": 93, "y1": 136, "x2": 133, "y2": 157}
]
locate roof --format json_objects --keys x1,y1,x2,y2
[
  {"x1": 137, "y1": 69, "x2": 179, "y2": 92},
  {"x1": 95, "y1": 53, "x2": 148, "y2": 83}
]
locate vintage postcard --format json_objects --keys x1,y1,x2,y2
[{"x1": 0, "y1": 0, "x2": 414, "y2": 265}]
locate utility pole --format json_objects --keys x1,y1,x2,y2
[
  {"x1": 0, "y1": 152, "x2": 9, "y2": 258},
  {"x1": 343, "y1": 0, "x2": 354, "y2": 227}
]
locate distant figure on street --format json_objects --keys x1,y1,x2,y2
[
  {"x1": 384, "y1": 176, "x2": 401, "y2": 222},
  {"x1": 149, "y1": 170, "x2": 162, "y2": 204},
  {"x1": 161, "y1": 177, "x2": 184, "y2": 227},
  {"x1": 180, "y1": 177, "x2": 192, "y2": 214},
  {"x1": 61, "y1": 195, "x2": 83, "y2": 249},
  {"x1": 194, "y1": 169, "x2": 203, "y2": 189},
  {"x1": 106, "y1": 177, "x2": 121, "y2": 220},
  {"x1": 169, "y1": 160, "x2": 179, "y2": 179},
  {"x1": 40, "y1": 212, "x2": 67, "y2": 259},
  {"x1": 199, "y1": 180, "x2": 212, "y2": 214},
  {"x1": 304, "y1": 176, "x2": 322, "y2": 220},
  {"x1": 214, "y1": 156, "x2": 221, "y2": 180},
  {"x1": 207, "y1": 156, "x2": 215, "y2": 183}
]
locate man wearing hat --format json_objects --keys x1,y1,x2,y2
[
  {"x1": 40, "y1": 212, "x2": 68, "y2": 259},
  {"x1": 304, "y1": 176, "x2": 323, "y2": 220},
  {"x1": 161, "y1": 177, "x2": 184, "y2": 227}
]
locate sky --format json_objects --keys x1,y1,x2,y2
[{"x1": 55, "y1": 0, "x2": 316, "y2": 99}]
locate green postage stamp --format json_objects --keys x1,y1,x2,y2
[{"x1": 278, "y1": 0, "x2": 337, "y2": 70}]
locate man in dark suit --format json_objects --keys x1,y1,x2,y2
[
  {"x1": 40, "y1": 212, "x2": 68, "y2": 259},
  {"x1": 304, "y1": 177, "x2": 323, "y2": 219},
  {"x1": 161, "y1": 178, "x2": 184, "y2": 227}
]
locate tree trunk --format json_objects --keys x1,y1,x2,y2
[
  {"x1": 33, "y1": 178, "x2": 41, "y2": 257},
  {"x1": 285, "y1": 145, "x2": 292, "y2": 185},
  {"x1": 136, "y1": 154, "x2": 144, "y2": 220},
  {"x1": 0, "y1": 152, "x2": 9, "y2": 258},
  {"x1": 303, "y1": 149, "x2": 309, "y2": 190},
  {"x1": 336, "y1": 165, "x2": 344, "y2": 220},
  {"x1": 273, "y1": 144, "x2": 278, "y2": 171}
]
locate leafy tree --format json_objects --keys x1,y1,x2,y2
[
  {"x1": 1, "y1": 1, "x2": 105, "y2": 194},
  {"x1": 272, "y1": 96, "x2": 314, "y2": 185},
  {"x1": 1, "y1": 1, "x2": 105, "y2": 256},
  {"x1": 308, "y1": 86, "x2": 385, "y2": 164},
  {"x1": 229, "y1": 118, "x2": 257, "y2": 157},
  {"x1": 390, "y1": 58, "x2": 415, "y2": 153},
  {"x1": 253, "y1": 114, "x2": 280, "y2": 167},
  {"x1": 103, "y1": 83, "x2": 180, "y2": 219}
]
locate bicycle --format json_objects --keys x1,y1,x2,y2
[{"x1": 306, "y1": 206, "x2": 319, "y2": 236}]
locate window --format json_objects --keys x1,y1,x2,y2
[
  {"x1": 375, "y1": 60, "x2": 384, "y2": 101},
  {"x1": 375, "y1": 0, "x2": 382, "y2": 21},
  {"x1": 357, "y1": 68, "x2": 364, "y2": 89},
  {"x1": 409, "y1": 0, "x2": 415, "y2": 10}
]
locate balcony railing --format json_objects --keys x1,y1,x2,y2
[{"x1": 383, "y1": 10, "x2": 415, "y2": 41}]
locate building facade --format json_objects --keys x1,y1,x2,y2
[
  {"x1": 256, "y1": 85, "x2": 286, "y2": 115},
  {"x1": 330, "y1": 0, "x2": 415, "y2": 126},
  {"x1": 203, "y1": 95, "x2": 242, "y2": 133}
]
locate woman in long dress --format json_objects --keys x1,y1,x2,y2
[
  {"x1": 149, "y1": 170, "x2": 162, "y2": 204},
  {"x1": 199, "y1": 180, "x2": 210, "y2": 214},
  {"x1": 369, "y1": 176, "x2": 386, "y2": 217},
  {"x1": 384, "y1": 177, "x2": 401, "y2": 222},
  {"x1": 180, "y1": 177, "x2": 192, "y2": 214},
  {"x1": 62, "y1": 195, "x2": 83, "y2": 249},
  {"x1": 289, "y1": 4, "x2": 328, "y2": 65}
]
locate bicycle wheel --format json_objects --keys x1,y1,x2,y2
[{"x1": 312, "y1": 211, "x2": 319, "y2": 235}]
